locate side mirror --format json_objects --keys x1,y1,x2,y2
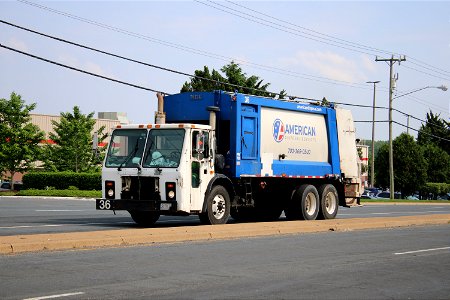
[{"x1": 196, "y1": 133, "x2": 205, "y2": 160}]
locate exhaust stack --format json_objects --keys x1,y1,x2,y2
[
  {"x1": 155, "y1": 92, "x2": 166, "y2": 124},
  {"x1": 207, "y1": 106, "x2": 220, "y2": 131}
]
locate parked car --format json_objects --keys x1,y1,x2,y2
[
  {"x1": 437, "y1": 193, "x2": 450, "y2": 200},
  {"x1": 0, "y1": 181, "x2": 23, "y2": 191},
  {"x1": 376, "y1": 191, "x2": 401, "y2": 199},
  {"x1": 366, "y1": 187, "x2": 382, "y2": 197},
  {"x1": 0, "y1": 182, "x2": 11, "y2": 191}
]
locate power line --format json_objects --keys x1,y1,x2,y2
[
  {"x1": 402, "y1": 65, "x2": 450, "y2": 82},
  {"x1": 3, "y1": 35, "x2": 448, "y2": 141},
  {"x1": 15, "y1": 0, "x2": 373, "y2": 90},
  {"x1": 337, "y1": 102, "x2": 448, "y2": 132},
  {"x1": 355, "y1": 120, "x2": 450, "y2": 142},
  {"x1": 395, "y1": 94, "x2": 448, "y2": 114},
  {"x1": 0, "y1": 43, "x2": 165, "y2": 94},
  {"x1": 17, "y1": 0, "x2": 450, "y2": 83},
  {"x1": 224, "y1": 0, "x2": 392, "y2": 56},
  {"x1": 392, "y1": 120, "x2": 450, "y2": 142},
  {"x1": 199, "y1": 0, "x2": 450, "y2": 81},
  {"x1": 0, "y1": 19, "x2": 299, "y2": 100},
  {"x1": 408, "y1": 57, "x2": 450, "y2": 77},
  {"x1": 201, "y1": 0, "x2": 392, "y2": 57}
]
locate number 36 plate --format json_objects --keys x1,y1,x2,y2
[{"x1": 97, "y1": 199, "x2": 111, "y2": 210}]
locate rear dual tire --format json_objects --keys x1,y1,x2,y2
[
  {"x1": 285, "y1": 184, "x2": 320, "y2": 220},
  {"x1": 317, "y1": 184, "x2": 339, "y2": 220},
  {"x1": 285, "y1": 183, "x2": 339, "y2": 220}
]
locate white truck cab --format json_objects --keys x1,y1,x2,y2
[{"x1": 97, "y1": 123, "x2": 228, "y2": 225}]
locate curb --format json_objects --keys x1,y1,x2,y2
[
  {"x1": 1, "y1": 214, "x2": 449, "y2": 255},
  {"x1": 0, "y1": 195, "x2": 95, "y2": 201}
]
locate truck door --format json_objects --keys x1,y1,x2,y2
[
  {"x1": 241, "y1": 115, "x2": 257, "y2": 159},
  {"x1": 239, "y1": 104, "x2": 260, "y2": 174},
  {"x1": 190, "y1": 129, "x2": 214, "y2": 211}
]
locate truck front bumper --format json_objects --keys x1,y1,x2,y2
[{"x1": 96, "y1": 198, "x2": 177, "y2": 212}]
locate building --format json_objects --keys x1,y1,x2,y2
[
  {"x1": 31, "y1": 112, "x2": 128, "y2": 143},
  {"x1": 2, "y1": 112, "x2": 128, "y2": 183}
]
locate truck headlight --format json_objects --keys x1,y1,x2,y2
[
  {"x1": 107, "y1": 189, "x2": 114, "y2": 197},
  {"x1": 165, "y1": 182, "x2": 176, "y2": 201},
  {"x1": 105, "y1": 180, "x2": 115, "y2": 199}
]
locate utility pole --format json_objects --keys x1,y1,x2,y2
[
  {"x1": 366, "y1": 80, "x2": 380, "y2": 188},
  {"x1": 407, "y1": 115, "x2": 410, "y2": 135},
  {"x1": 375, "y1": 55, "x2": 405, "y2": 199}
]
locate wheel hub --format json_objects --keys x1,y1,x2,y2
[{"x1": 212, "y1": 195, "x2": 225, "y2": 219}]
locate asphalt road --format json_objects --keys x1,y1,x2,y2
[
  {"x1": 1, "y1": 196, "x2": 450, "y2": 236},
  {"x1": 1, "y1": 225, "x2": 449, "y2": 300}
]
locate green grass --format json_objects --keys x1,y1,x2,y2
[
  {"x1": 0, "y1": 191, "x2": 18, "y2": 196},
  {"x1": 15, "y1": 189, "x2": 101, "y2": 198}
]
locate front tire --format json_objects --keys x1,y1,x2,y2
[
  {"x1": 129, "y1": 211, "x2": 160, "y2": 227},
  {"x1": 202, "y1": 185, "x2": 230, "y2": 225}
]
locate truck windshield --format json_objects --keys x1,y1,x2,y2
[
  {"x1": 142, "y1": 129, "x2": 185, "y2": 168},
  {"x1": 105, "y1": 129, "x2": 147, "y2": 168}
]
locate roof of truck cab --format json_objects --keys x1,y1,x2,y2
[{"x1": 114, "y1": 123, "x2": 211, "y2": 130}]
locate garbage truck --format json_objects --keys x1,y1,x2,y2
[{"x1": 96, "y1": 91, "x2": 362, "y2": 226}]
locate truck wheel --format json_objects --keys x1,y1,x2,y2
[
  {"x1": 285, "y1": 184, "x2": 319, "y2": 220},
  {"x1": 317, "y1": 184, "x2": 339, "y2": 219},
  {"x1": 203, "y1": 185, "x2": 230, "y2": 225},
  {"x1": 129, "y1": 211, "x2": 160, "y2": 227}
]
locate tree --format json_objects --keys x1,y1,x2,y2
[
  {"x1": 44, "y1": 106, "x2": 106, "y2": 172},
  {"x1": 375, "y1": 133, "x2": 427, "y2": 195},
  {"x1": 181, "y1": 61, "x2": 285, "y2": 97},
  {"x1": 0, "y1": 92, "x2": 44, "y2": 188},
  {"x1": 421, "y1": 143, "x2": 450, "y2": 184},
  {"x1": 417, "y1": 111, "x2": 450, "y2": 155},
  {"x1": 374, "y1": 143, "x2": 389, "y2": 189}
]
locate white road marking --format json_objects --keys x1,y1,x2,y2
[
  {"x1": 35, "y1": 210, "x2": 85, "y2": 212},
  {"x1": 340, "y1": 210, "x2": 449, "y2": 217},
  {"x1": 0, "y1": 219, "x2": 200, "y2": 230},
  {"x1": 0, "y1": 222, "x2": 134, "y2": 229},
  {"x1": 23, "y1": 292, "x2": 85, "y2": 300},
  {"x1": 0, "y1": 224, "x2": 65, "y2": 229},
  {"x1": 394, "y1": 246, "x2": 450, "y2": 255}
]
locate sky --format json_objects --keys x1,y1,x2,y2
[{"x1": 1, "y1": 0, "x2": 449, "y2": 142}]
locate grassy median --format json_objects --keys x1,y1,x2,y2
[{"x1": 1, "y1": 189, "x2": 101, "y2": 198}]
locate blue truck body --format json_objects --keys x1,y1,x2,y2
[{"x1": 164, "y1": 91, "x2": 342, "y2": 179}]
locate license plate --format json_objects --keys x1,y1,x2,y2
[{"x1": 160, "y1": 203, "x2": 171, "y2": 210}]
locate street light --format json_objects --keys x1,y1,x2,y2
[
  {"x1": 367, "y1": 80, "x2": 380, "y2": 188},
  {"x1": 393, "y1": 85, "x2": 448, "y2": 134},
  {"x1": 388, "y1": 84, "x2": 447, "y2": 199},
  {"x1": 393, "y1": 85, "x2": 448, "y2": 99}
]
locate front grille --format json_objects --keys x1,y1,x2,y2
[{"x1": 121, "y1": 176, "x2": 161, "y2": 201}]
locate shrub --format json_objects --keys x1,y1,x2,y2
[
  {"x1": 23, "y1": 172, "x2": 101, "y2": 190},
  {"x1": 422, "y1": 183, "x2": 450, "y2": 196},
  {"x1": 18, "y1": 189, "x2": 101, "y2": 198}
]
